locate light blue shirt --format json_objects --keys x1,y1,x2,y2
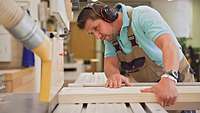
[{"x1": 104, "y1": 3, "x2": 183, "y2": 66}]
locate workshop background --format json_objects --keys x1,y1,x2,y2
[
  {"x1": 0, "y1": 0, "x2": 200, "y2": 113},
  {"x1": 0, "y1": 0, "x2": 199, "y2": 93}
]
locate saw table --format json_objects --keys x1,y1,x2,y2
[
  {"x1": 0, "y1": 72, "x2": 200, "y2": 113},
  {"x1": 53, "y1": 73, "x2": 200, "y2": 113}
]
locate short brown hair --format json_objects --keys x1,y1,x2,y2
[{"x1": 77, "y1": 2, "x2": 106, "y2": 29}]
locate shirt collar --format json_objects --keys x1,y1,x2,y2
[{"x1": 115, "y1": 3, "x2": 130, "y2": 28}]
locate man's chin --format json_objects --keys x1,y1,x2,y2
[{"x1": 106, "y1": 36, "x2": 117, "y2": 42}]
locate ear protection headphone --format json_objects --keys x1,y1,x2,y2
[{"x1": 84, "y1": 3, "x2": 118, "y2": 23}]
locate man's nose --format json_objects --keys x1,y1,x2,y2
[{"x1": 94, "y1": 32, "x2": 102, "y2": 39}]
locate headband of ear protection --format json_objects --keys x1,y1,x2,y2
[{"x1": 84, "y1": 3, "x2": 118, "y2": 23}]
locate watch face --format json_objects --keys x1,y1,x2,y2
[
  {"x1": 166, "y1": 70, "x2": 178, "y2": 79},
  {"x1": 172, "y1": 71, "x2": 178, "y2": 78}
]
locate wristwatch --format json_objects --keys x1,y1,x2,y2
[{"x1": 165, "y1": 70, "x2": 179, "y2": 80}]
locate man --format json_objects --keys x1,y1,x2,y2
[{"x1": 77, "y1": 2, "x2": 194, "y2": 107}]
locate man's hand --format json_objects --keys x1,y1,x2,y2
[
  {"x1": 141, "y1": 77, "x2": 178, "y2": 107},
  {"x1": 105, "y1": 74, "x2": 132, "y2": 88}
]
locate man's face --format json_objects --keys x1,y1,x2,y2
[{"x1": 84, "y1": 18, "x2": 118, "y2": 41}]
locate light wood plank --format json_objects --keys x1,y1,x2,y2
[
  {"x1": 93, "y1": 72, "x2": 107, "y2": 84},
  {"x1": 58, "y1": 86, "x2": 200, "y2": 104},
  {"x1": 129, "y1": 103, "x2": 146, "y2": 113},
  {"x1": 86, "y1": 103, "x2": 131, "y2": 113},
  {"x1": 144, "y1": 103, "x2": 168, "y2": 113},
  {"x1": 68, "y1": 82, "x2": 200, "y2": 87},
  {"x1": 53, "y1": 104, "x2": 82, "y2": 113},
  {"x1": 74, "y1": 73, "x2": 93, "y2": 84},
  {"x1": 2, "y1": 68, "x2": 34, "y2": 92}
]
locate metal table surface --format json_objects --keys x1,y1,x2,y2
[{"x1": 0, "y1": 93, "x2": 49, "y2": 113}]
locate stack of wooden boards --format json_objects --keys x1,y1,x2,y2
[
  {"x1": 0, "y1": 68, "x2": 34, "y2": 92},
  {"x1": 54, "y1": 73, "x2": 200, "y2": 113}
]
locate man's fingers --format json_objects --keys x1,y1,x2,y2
[
  {"x1": 117, "y1": 80, "x2": 122, "y2": 88},
  {"x1": 113, "y1": 80, "x2": 118, "y2": 88},
  {"x1": 141, "y1": 87, "x2": 154, "y2": 93},
  {"x1": 124, "y1": 81, "x2": 133, "y2": 86},
  {"x1": 109, "y1": 81, "x2": 113, "y2": 88},
  {"x1": 121, "y1": 76, "x2": 132, "y2": 86},
  {"x1": 168, "y1": 96, "x2": 177, "y2": 106},
  {"x1": 163, "y1": 96, "x2": 170, "y2": 107},
  {"x1": 105, "y1": 80, "x2": 109, "y2": 87}
]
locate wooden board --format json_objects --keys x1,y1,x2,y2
[
  {"x1": 58, "y1": 86, "x2": 200, "y2": 104},
  {"x1": 73, "y1": 72, "x2": 107, "y2": 84},
  {"x1": 39, "y1": 38, "x2": 64, "y2": 102},
  {"x1": 144, "y1": 103, "x2": 168, "y2": 113},
  {"x1": 70, "y1": 72, "x2": 200, "y2": 87},
  {"x1": 0, "y1": 68, "x2": 34, "y2": 92},
  {"x1": 53, "y1": 104, "x2": 82, "y2": 113},
  {"x1": 129, "y1": 103, "x2": 146, "y2": 113},
  {"x1": 57, "y1": 72, "x2": 200, "y2": 112},
  {"x1": 85, "y1": 103, "x2": 130, "y2": 113}
]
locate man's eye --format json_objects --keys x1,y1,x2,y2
[{"x1": 88, "y1": 32, "x2": 94, "y2": 36}]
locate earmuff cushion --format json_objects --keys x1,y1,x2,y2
[{"x1": 101, "y1": 5, "x2": 118, "y2": 23}]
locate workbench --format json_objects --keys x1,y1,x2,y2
[
  {"x1": 0, "y1": 72, "x2": 200, "y2": 113},
  {"x1": 54, "y1": 73, "x2": 200, "y2": 113}
]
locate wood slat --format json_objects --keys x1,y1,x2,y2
[
  {"x1": 71, "y1": 72, "x2": 200, "y2": 87},
  {"x1": 58, "y1": 86, "x2": 200, "y2": 104},
  {"x1": 93, "y1": 72, "x2": 107, "y2": 84},
  {"x1": 86, "y1": 103, "x2": 131, "y2": 113},
  {"x1": 129, "y1": 103, "x2": 146, "y2": 113},
  {"x1": 53, "y1": 104, "x2": 82, "y2": 113},
  {"x1": 74, "y1": 73, "x2": 93, "y2": 84},
  {"x1": 68, "y1": 82, "x2": 200, "y2": 87},
  {"x1": 144, "y1": 103, "x2": 168, "y2": 113}
]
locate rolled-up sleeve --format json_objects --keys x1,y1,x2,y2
[{"x1": 104, "y1": 40, "x2": 117, "y2": 57}]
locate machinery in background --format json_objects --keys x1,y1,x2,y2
[
  {"x1": 185, "y1": 46, "x2": 200, "y2": 82},
  {"x1": 178, "y1": 38, "x2": 200, "y2": 82},
  {"x1": 0, "y1": 0, "x2": 73, "y2": 102}
]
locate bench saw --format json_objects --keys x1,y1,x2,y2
[
  {"x1": 1, "y1": 72, "x2": 200, "y2": 113},
  {"x1": 0, "y1": 0, "x2": 200, "y2": 113}
]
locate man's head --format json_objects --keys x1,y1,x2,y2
[{"x1": 77, "y1": 2, "x2": 122, "y2": 41}]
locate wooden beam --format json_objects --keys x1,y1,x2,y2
[
  {"x1": 58, "y1": 86, "x2": 200, "y2": 104},
  {"x1": 2, "y1": 68, "x2": 34, "y2": 92},
  {"x1": 68, "y1": 82, "x2": 200, "y2": 87},
  {"x1": 53, "y1": 104, "x2": 83, "y2": 113},
  {"x1": 85, "y1": 103, "x2": 130, "y2": 113},
  {"x1": 144, "y1": 103, "x2": 168, "y2": 113},
  {"x1": 129, "y1": 103, "x2": 146, "y2": 113}
]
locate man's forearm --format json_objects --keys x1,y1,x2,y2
[
  {"x1": 162, "y1": 40, "x2": 179, "y2": 72},
  {"x1": 155, "y1": 34, "x2": 179, "y2": 72},
  {"x1": 104, "y1": 56, "x2": 121, "y2": 78}
]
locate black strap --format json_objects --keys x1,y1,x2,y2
[
  {"x1": 111, "y1": 6, "x2": 137, "y2": 51},
  {"x1": 126, "y1": 6, "x2": 138, "y2": 46}
]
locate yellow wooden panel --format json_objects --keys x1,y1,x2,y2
[
  {"x1": 69, "y1": 22, "x2": 96, "y2": 59},
  {"x1": 39, "y1": 38, "x2": 64, "y2": 102}
]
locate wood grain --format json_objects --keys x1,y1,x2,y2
[{"x1": 58, "y1": 86, "x2": 200, "y2": 104}]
